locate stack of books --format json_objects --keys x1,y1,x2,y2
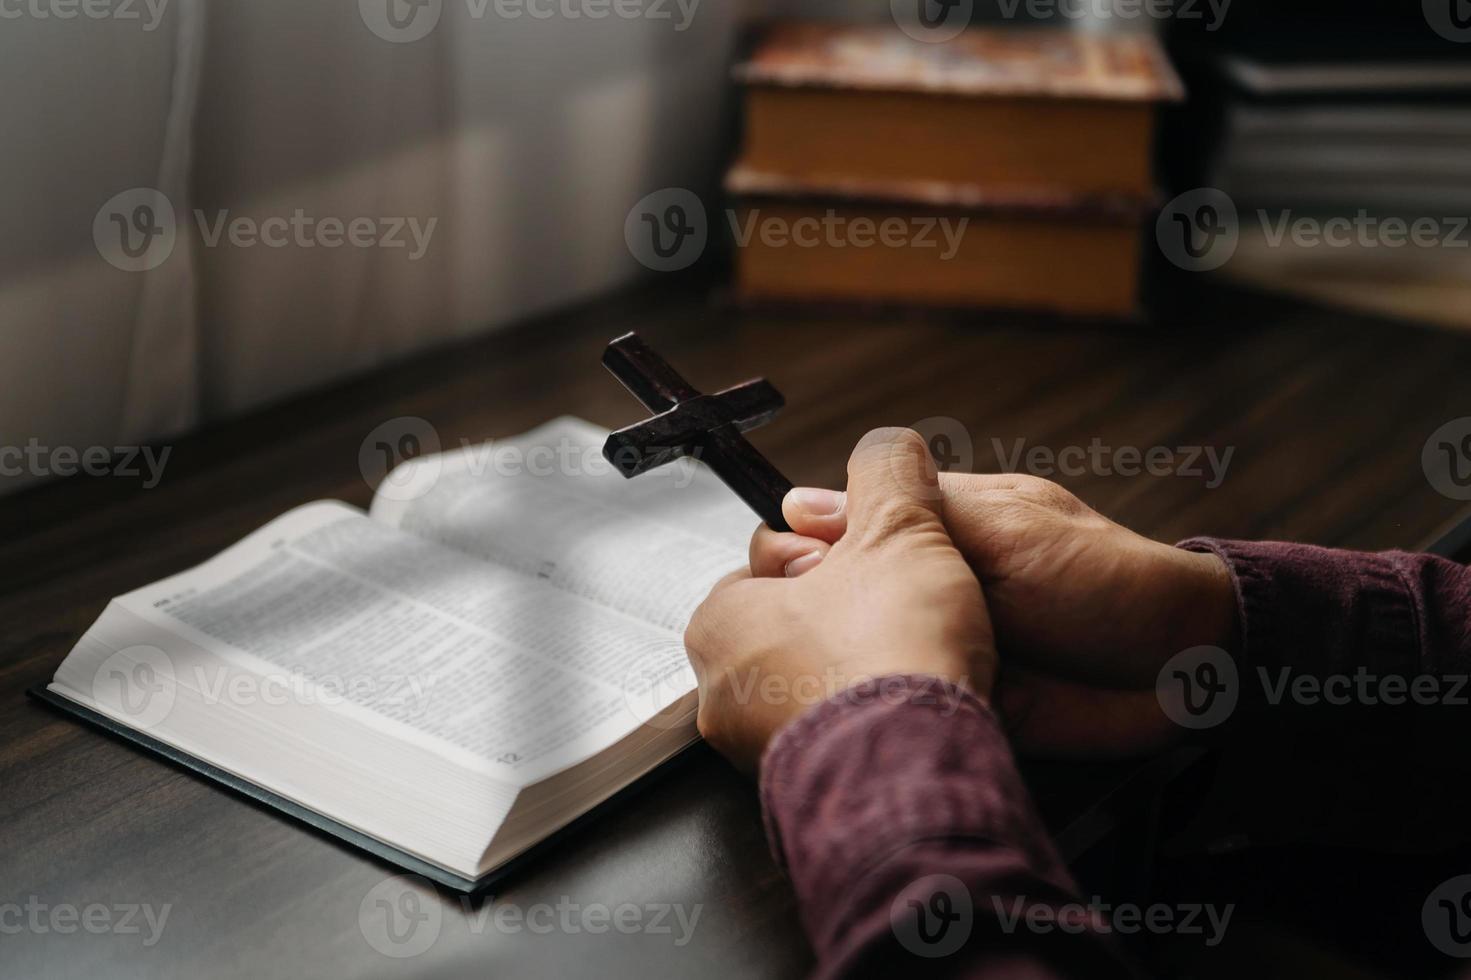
[
  {"x1": 1196, "y1": 51, "x2": 1471, "y2": 213},
  {"x1": 1167, "y1": 5, "x2": 1471, "y2": 212},
  {"x1": 1162, "y1": 9, "x2": 1471, "y2": 330},
  {"x1": 726, "y1": 23, "x2": 1183, "y2": 318}
]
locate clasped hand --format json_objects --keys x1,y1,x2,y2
[{"x1": 684, "y1": 428, "x2": 1237, "y2": 772}]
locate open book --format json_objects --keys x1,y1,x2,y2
[{"x1": 39, "y1": 418, "x2": 754, "y2": 890}]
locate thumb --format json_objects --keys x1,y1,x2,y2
[{"x1": 843, "y1": 428, "x2": 945, "y2": 540}]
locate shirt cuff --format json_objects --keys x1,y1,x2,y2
[
  {"x1": 1174, "y1": 537, "x2": 1422, "y2": 681},
  {"x1": 758, "y1": 674, "x2": 1074, "y2": 943}
]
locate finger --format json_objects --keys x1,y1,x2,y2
[
  {"x1": 684, "y1": 568, "x2": 756, "y2": 672},
  {"x1": 843, "y1": 428, "x2": 946, "y2": 539},
  {"x1": 783, "y1": 488, "x2": 848, "y2": 544},
  {"x1": 996, "y1": 668, "x2": 1181, "y2": 760},
  {"x1": 684, "y1": 572, "x2": 777, "y2": 670},
  {"x1": 708, "y1": 566, "x2": 752, "y2": 593},
  {"x1": 785, "y1": 467, "x2": 1030, "y2": 546},
  {"x1": 749, "y1": 526, "x2": 832, "y2": 578}
]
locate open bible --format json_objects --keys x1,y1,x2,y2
[{"x1": 39, "y1": 418, "x2": 754, "y2": 890}]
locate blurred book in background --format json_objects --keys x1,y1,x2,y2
[
  {"x1": 1207, "y1": 49, "x2": 1471, "y2": 213},
  {"x1": 1164, "y1": 6, "x2": 1471, "y2": 330},
  {"x1": 725, "y1": 23, "x2": 1182, "y2": 318}
]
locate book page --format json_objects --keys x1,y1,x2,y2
[
  {"x1": 106, "y1": 500, "x2": 690, "y2": 786},
  {"x1": 369, "y1": 417, "x2": 755, "y2": 633}
]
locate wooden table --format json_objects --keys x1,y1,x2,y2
[{"x1": 5, "y1": 280, "x2": 1471, "y2": 978}]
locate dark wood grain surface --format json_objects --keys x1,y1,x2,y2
[{"x1": 4, "y1": 280, "x2": 1471, "y2": 979}]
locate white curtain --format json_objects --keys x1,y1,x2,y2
[
  {"x1": 1, "y1": 0, "x2": 741, "y2": 494},
  {"x1": 0, "y1": 1, "x2": 204, "y2": 491}
]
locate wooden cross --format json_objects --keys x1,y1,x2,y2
[{"x1": 601, "y1": 332, "x2": 794, "y2": 532}]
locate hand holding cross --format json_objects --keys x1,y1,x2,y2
[{"x1": 601, "y1": 333, "x2": 795, "y2": 532}]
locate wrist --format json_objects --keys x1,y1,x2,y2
[
  {"x1": 1165, "y1": 545, "x2": 1239, "y2": 654},
  {"x1": 831, "y1": 654, "x2": 991, "y2": 710}
]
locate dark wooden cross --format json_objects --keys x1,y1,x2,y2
[{"x1": 601, "y1": 332, "x2": 794, "y2": 532}]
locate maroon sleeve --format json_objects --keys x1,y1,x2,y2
[
  {"x1": 1175, "y1": 539, "x2": 1471, "y2": 685},
  {"x1": 759, "y1": 675, "x2": 1135, "y2": 979}
]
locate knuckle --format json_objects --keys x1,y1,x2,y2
[
  {"x1": 747, "y1": 529, "x2": 765, "y2": 571},
  {"x1": 1007, "y1": 473, "x2": 1053, "y2": 494},
  {"x1": 695, "y1": 706, "x2": 718, "y2": 743},
  {"x1": 683, "y1": 608, "x2": 712, "y2": 652},
  {"x1": 685, "y1": 579, "x2": 757, "y2": 651},
  {"x1": 748, "y1": 527, "x2": 786, "y2": 575},
  {"x1": 1016, "y1": 475, "x2": 1079, "y2": 511},
  {"x1": 695, "y1": 695, "x2": 732, "y2": 752}
]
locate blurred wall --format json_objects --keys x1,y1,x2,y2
[
  {"x1": 0, "y1": 0, "x2": 740, "y2": 495},
  {"x1": 191, "y1": 0, "x2": 740, "y2": 417},
  {"x1": 0, "y1": 3, "x2": 201, "y2": 492}
]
